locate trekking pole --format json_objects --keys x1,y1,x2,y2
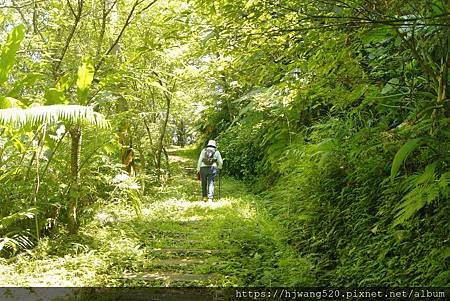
[
  {"x1": 218, "y1": 169, "x2": 221, "y2": 199},
  {"x1": 219, "y1": 160, "x2": 224, "y2": 200},
  {"x1": 197, "y1": 170, "x2": 201, "y2": 201}
]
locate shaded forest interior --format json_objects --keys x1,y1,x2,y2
[{"x1": 0, "y1": 0, "x2": 449, "y2": 288}]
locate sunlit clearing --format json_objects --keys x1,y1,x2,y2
[
  {"x1": 141, "y1": 198, "x2": 232, "y2": 217},
  {"x1": 238, "y1": 203, "x2": 256, "y2": 219}
]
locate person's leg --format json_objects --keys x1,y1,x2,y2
[
  {"x1": 207, "y1": 166, "x2": 217, "y2": 200},
  {"x1": 200, "y1": 167, "x2": 209, "y2": 199}
]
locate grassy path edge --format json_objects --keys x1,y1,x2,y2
[{"x1": 0, "y1": 146, "x2": 312, "y2": 290}]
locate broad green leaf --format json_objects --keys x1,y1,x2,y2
[
  {"x1": 390, "y1": 138, "x2": 421, "y2": 181},
  {"x1": 12, "y1": 138, "x2": 26, "y2": 153},
  {"x1": 415, "y1": 161, "x2": 437, "y2": 185},
  {"x1": 349, "y1": 84, "x2": 368, "y2": 101},
  {"x1": 0, "y1": 96, "x2": 20, "y2": 109},
  {"x1": 381, "y1": 78, "x2": 400, "y2": 95},
  {"x1": 0, "y1": 167, "x2": 21, "y2": 182},
  {"x1": 361, "y1": 27, "x2": 391, "y2": 45},
  {"x1": 45, "y1": 88, "x2": 67, "y2": 105},
  {"x1": 0, "y1": 24, "x2": 25, "y2": 84},
  {"x1": 76, "y1": 61, "x2": 95, "y2": 102}
]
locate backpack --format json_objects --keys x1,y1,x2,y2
[{"x1": 202, "y1": 147, "x2": 216, "y2": 165}]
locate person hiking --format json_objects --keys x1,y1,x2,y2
[{"x1": 197, "y1": 140, "x2": 223, "y2": 202}]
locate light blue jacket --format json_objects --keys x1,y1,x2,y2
[{"x1": 197, "y1": 147, "x2": 223, "y2": 172}]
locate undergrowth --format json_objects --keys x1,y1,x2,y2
[
  {"x1": 218, "y1": 107, "x2": 449, "y2": 286},
  {"x1": 0, "y1": 147, "x2": 312, "y2": 287}
]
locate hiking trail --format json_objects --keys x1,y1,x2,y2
[{"x1": 2, "y1": 146, "x2": 295, "y2": 289}]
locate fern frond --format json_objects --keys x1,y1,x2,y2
[
  {"x1": 390, "y1": 138, "x2": 421, "y2": 182},
  {"x1": 0, "y1": 237, "x2": 18, "y2": 253},
  {"x1": 0, "y1": 208, "x2": 37, "y2": 230},
  {"x1": 393, "y1": 184, "x2": 440, "y2": 226},
  {"x1": 438, "y1": 172, "x2": 450, "y2": 198},
  {"x1": 0, "y1": 105, "x2": 108, "y2": 128},
  {"x1": 311, "y1": 138, "x2": 336, "y2": 156},
  {"x1": 0, "y1": 231, "x2": 34, "y2": 254},
  {"x1": 392, "y1": 162, "x2": 440, "y2": 227}
]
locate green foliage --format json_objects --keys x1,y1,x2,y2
[
  {"x1": 195, "y1": 0, "x2": 449, "y2": 287},
  {"x1": 0, "y1": 209, "x2": 37, "y2": 231},
  {"x1": 0, "y1": 24, "x2": 25, "y2": 84},
  {"x1": 390, "y1": 138, "x2": 422, "y2": 182},
  {"x1": 0, "y1": 209, "x2": 37, "y2": 257},
  {"x1": 215, "y1": 206, "x2": 313, "y2": 286},
  {"x1": 44, "y1": 88, "x2": 66, "y2": 105},
  {"x1": 218, "y1": 113, "x2": 264, "y2": 179},
  {"x1": 0, "y1": 105, "x2": 108, "y2": 128},
  {"x1": 0, "y1": 96, "x2": 20, "y2": 109},
  {"x1": 110, "y1": 173, "x2": 143, "y2": 217},
  {"x1": 0, "y1": 0, "x2": 447, "y2": 288},
  {"x1": 0, "y1": 233, "x2": 34, "y2": 258},
  {"x1": 0, "y1": 153, "x2": 314, "y2": 286},
  {"x1": 393, "y1": 163, "x2": 449, "y2": 226},
  {"x1": 76, "y1": 61, "x2": 95, "y2": 103}
]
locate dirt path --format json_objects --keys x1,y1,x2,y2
[
  {"x1": 1, "y1": 146, "x2": 305, "y2": 299},
  {"x1": 116, "y1": 147, "x2": 236, "y2": 286}
]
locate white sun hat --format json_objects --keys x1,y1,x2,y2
[{"x1": 207, "y1": 140, "x2": 217, "y2": 147}]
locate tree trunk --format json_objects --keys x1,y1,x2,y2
[
  {"x1": 122, "y1": 146, "x2": 135, "y2": 176},
  {"x1": 68, "y1": 125, "x2": 81, "y2": 234},
  {"x1": 440, "y1": 26, "x2": 448, "y2": 119},
  {"x1": 163, "y1": 146, "x2": 170, "y2": 177},
  {"x1": 431, "y1": 25, "x2": 449, "y2": 133},
  {"x1": 156, "y1": 92, "x2": 171, "y2": 172},
  {"x1": 143, "y1": 116, "x2": 157, "y2": 167},
  {"x1": 135, "y1": 138, "x2": 146, "y2": 173},
  {"x1": 176, "y1": 120, "x2": 186, "y2": 147}
]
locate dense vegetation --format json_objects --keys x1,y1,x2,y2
[
  {"x1": 0, "y1": 0, "x2": 448, "y2": 288},
  {"x1": 199, "y1": 0, "x2": 449, "y2": 286}
]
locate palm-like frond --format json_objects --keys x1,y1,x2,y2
[{"x1": 0, "y1": 105, "x2": 108, "y2": 128}]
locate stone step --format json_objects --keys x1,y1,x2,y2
[
  {"x1": 147, "y1": 227, "x2": 232, "y2": 237},
  {"x1": 75, "y1": 287, "x2": 225, "y2": 301},
  {"x1": 144, "y1": 236, "x2": 210, "y2": 245},
  {"x1": 149, "y1": 238, "x2": 208, "y2": 249},
  {"x1": 147, "y1": 230, "x2": 189, "y2": 238},
  {"x1": 149, "y1": 248, "x2": 224, "y2": 255},
  {"x1": 150, "y1": 258, "x2": 207, "y2": 267},
  {"x1": 144, "y1": 258, "x2": 226, "y2": 273},
  {"x1": 121, "y1": 272, "x2": 219, "y2": 283},
  {"x1": 168, "y1": 238, "x2": 205, "y2": 244}
]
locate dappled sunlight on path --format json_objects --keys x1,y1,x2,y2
[
  {"x1": 142, "y1": 198, "x2": 233, "y2": 216},
  {"x1": 106, "y1": 149, "x2": 268, "y2": 286},
  {"x1": 0, "y1": 146, "x2": 305, "y2": 290}
]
